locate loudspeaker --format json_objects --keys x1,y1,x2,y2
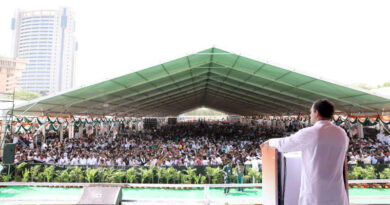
[
  {"x1": 77, "y1": 186, "x2": 122, "y2": 205},
  {"x1": 2, "y1": 143, "x2": 16, "y2": 164}
]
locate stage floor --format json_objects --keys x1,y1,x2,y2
[{"x1": 0, "y1": 186, "x2": 389, "y2": 204}]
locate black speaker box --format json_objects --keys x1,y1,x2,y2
[{"x1": 2, "y1": 143, "x2": 16, "y2": 164}]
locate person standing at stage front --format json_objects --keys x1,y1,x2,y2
[
  {"x1": 236, "y1": 162, "x2": 244, "y2": 192},
  {"x1": 223, "y1": 161, "x2": 233, "y2": 195},
  {"x1": 261, "y1": 99, "x2": 349, "y2": 205}
]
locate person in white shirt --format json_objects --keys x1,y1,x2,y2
[
  {"x1": 79, "y1": 155, "x2": 87, "y2": 166},
  {"x1": 251, "y1": 156, "x2": 260, "y2": 172},
  {"x1": 87, "y1": 155, "x2": 95, "y2": 166},
  {"x1": 13, "y1": 135, "x2": 19, "y2": 144},
  {"x1": 216, "y1": 156, "x2": 223, "y2": 165},
  {"x1": 261, "y1": 99, "x2": 349, "y2": 205},
  {"x1": 59, "y1": 156, "x2": 69, "y2": 165},
  {"x1": 70, "y1": 156, "x2": 79, "y2": 165}
]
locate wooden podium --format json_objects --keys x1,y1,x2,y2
[
  {"x1": 261, "y1": 145, "x2": 349, "y2": 205},
  {"x1": 262, "y1": 146, "x2": 279, "y2": 205}
]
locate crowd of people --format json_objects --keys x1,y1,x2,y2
[
  {"x1": 346, "y1": 130, "x2": 390, "y2": 165},
  {"x1": 10, "y1": 121, "x2": 284, "y2": 168},
  {"x1": 6, "y1": 120, "x2": 390, "y2": 167}
]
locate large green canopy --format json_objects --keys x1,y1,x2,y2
[{"x1": 13, "y1": 48, "x2": 390, "y2": 117}]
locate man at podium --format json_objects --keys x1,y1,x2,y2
[{"x1": 261, "y1": 99, "x2": 349, "y2": 205}]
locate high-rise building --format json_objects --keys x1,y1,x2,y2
[
  {"x1": 0, "y1": 57, "x2": 28, "y2": 93},
  {"x1": 12, "y1": 8, "x2": 77, "y2": 95}
]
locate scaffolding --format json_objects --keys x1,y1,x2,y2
[{"x1": 0, "y1": 90, "x2": 15, "y2": 151}]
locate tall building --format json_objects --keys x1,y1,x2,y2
[
  {"x1": 12, "y1": 8, "x2": 77, "y2": 95},
  {"x1": 0, "y1": 57, "x2": 28, "y2": 93}
]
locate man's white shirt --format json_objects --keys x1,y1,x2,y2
[{"x1": 269, "y1": 120, "x2": 349, "y2": 205}]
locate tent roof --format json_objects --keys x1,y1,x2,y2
[{"x1": 13, "y1": 48, "x2": 390, "y2": 117}]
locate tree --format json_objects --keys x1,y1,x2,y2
[
  {"x1": 357, "y1": 83, "x2": 373, "y2": 90},
  {"x1": 377, "y1": 82, "x2": 390, "y2": 89},
  {"x1": 14, "y1": 90, "x2": 42, "y2": 101}
]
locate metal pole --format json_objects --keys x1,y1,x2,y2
[
  {"x1": 0, "y1": 109, "x2": 10, "y2": 150},
  {"x1": 204, "y1": 185, "x2": 210, "y2": 205}
]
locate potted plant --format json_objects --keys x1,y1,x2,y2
[
  {"x1": 85, "y1": 168, "x2": 98, "y2": 183},
  {"x1": 165, "y1": 167, "x2": 176, "y2": 184},
  {"x1": 148, "y1": 166, "x2": 156, "y2": 184},
  {"x1": 43, "y1": 165, "x2": 56, "y2": 182},
  {"x1": 184, "y1": 166, "x2": 197, "y2": 184},
  {"x1": 156, "y1": 167, "x2": 165, "y2": 184},
  {"x1": 139, "y1": 168, "x2": 149, "y2": 184},
  {"x1": 30, "y1": 165, "x2": 41, "y2": 182},
  {"x1": 113, "y1": 169, "x2": 126, "y2": 183},
  {"x1": 126, "y1": 167, "x2": 137, "y2": 183},
  {"x1": 22, "y1": 168, "x2": 30, "y2": 182},
  {"x1": 206, "y1": 167, "x2": 214, "y2": 184}
]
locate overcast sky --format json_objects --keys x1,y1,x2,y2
[{"x1": 1, "y1": 0, "x2": 390, "y2": 89}]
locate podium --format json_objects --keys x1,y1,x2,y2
[{"x1": 261, "y1": 146, "x2": 349, "y2": 205}]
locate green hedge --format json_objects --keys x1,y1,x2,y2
[
  {"x1": 1, "y1": 163, "x2": 388, "y2": 183},
  {"x1": 0, "y1": 163, "x2": 262, "y2": 184}
]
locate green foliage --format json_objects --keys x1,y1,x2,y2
[
  {"x1": 69, "y1": 166, "x2": 84, "y2": 182},
  {"x1": 53, "y1": 177, "x2": 61, "y2": 182},
  {"x1": 14, "y1": 90, "x2": 42, "y2": 101},
  {"x1": 210, "y1": 167, "x2": 223, "y2": 184},
  {"x1": 357, "y1": 83, "x2": 373, "y2": 90},
  {"x1": 200, "y1": 175, "x2": 207, "y2": 184},
  {"x1": 184, "y1": 167, "x2": 197, "y2": 184},
  {"x1": 1, "y1": 174, "x2": 12, "y2": 182},
  {"x1": 6, "y1": 165, "x2": 388, "y2": 184},
  {"x1": 193, "y1": 174, "x2": 202, "y2": 184},
  {"x1": 165, "y1": 167, "x2": 176, "y2": 184},
  {"x1": 59, "y1": 169, "x2": 71, "y2": 182},
  {"x1": 156, "y1": 167, "x2": 165, "y2": 184},
  {"x1": 244, "y1": 175, "x2": 251, "y2": 183},
  {"x1": 86, "y1": 168, "x2": 98, "y2": 183},
  {"x1": 349, "y1": 166, "x2": 363, "y2": 180},
  {"x1": 112, "y1": 169, "x2": 126, "y2": 183},
  {"x1": 377, "y1": 82, "x2": 390, "y2": 89},
  {"x1": 99, "y1": 167, "x2": 116, "y2": 183},
  {"x1": 43, "y1": 165, "x2": 56, "y2": 182},
  {"x1": 37, "y1": 172, "x2": 45, "y2": 182},
  {"x1": 15, "y1": 162, "x2": 27, "y2": 179},
  {"x1": 30, "y1": 165, "x2": 41, "y2": 182},
  {"x1": 255, "y1": 172, "x2": 262, "y2": 182},
  {"x1": 175, "y1": 170, "x2": 182, "y2": 184},
  {"x1": 15, "y1": 176, "x2": 22, "y2": 182},
  {"x1": 247, "y1": 168, "x2": 262, "y2": 183},
  {"x1": 363, "y1": 166, "x2": 377, "y2": 179},
  {"x1": 379, "y1": 168, "x2": 390, "y2": 179},
  {"x1": 180, "y1": 172, "x2": 191, "y2": 184},
  {"x1": 148, "y1": 166, "x2": 156, "y2": 183},
  {"x1": 139, "y1": 168, "x2": 149, "y2": 184},
  {"x1": 356, "y1": 82, "x2": 390, "y2": 90},
  {"x1": 126, "y1": 167, "x2": 137, "y2": 183},
  {"x1": 206, "y1": 167, "x2": 213, "y2": 184},
  {"x1": 350, "y1": 166, "x2": 377, "y2": 180},
  {"x1": 22, "y1": 168, "x2": 30, "y2": 182},
  {"x1": 206, "y1": 167, "x2": 224, "y2": 184}
]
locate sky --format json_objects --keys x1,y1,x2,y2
[{"x1": 1, "y1": 0, "x2": 390, "y2": 89}]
